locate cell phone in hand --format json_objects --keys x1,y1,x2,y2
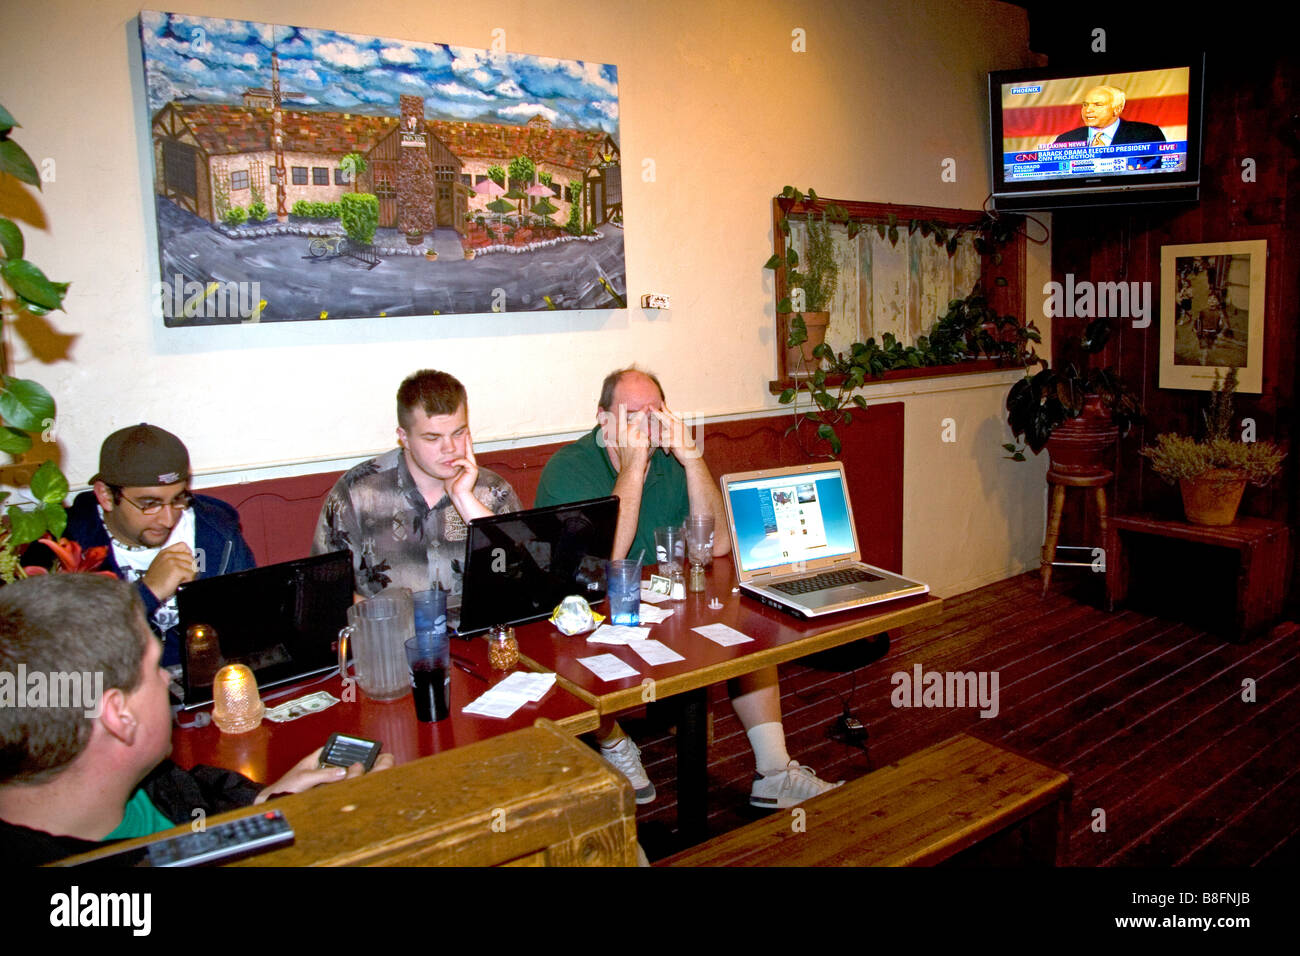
[{"x1": 318, "y1": 732, "x2": 382, "y2": 771}]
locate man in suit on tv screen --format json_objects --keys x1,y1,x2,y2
[{"x1": 1053, "y1": 84, "x2": 1166, "y2": 147}]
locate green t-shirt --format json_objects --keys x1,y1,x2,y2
[
  {"x1": 103, "y1": 787, "x2": 176, "y2": 841},
  {"x1": 536, "y1": 427, "x2": 690, "y2": 564}
]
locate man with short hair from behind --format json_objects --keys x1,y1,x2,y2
[
  {"x1": 0, "y1": 574, "x2": 392, "y2": 865},
  {"x1": 25, "y1": 423, "x2": 256, "y2": 667},
  {"x1": 312, "y1": 369, "x2": 521, "y2": 601},
  {"x1": 535, "y1": 366, "x2": 844, "y2": 809}
]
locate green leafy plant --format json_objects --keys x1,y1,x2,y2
[
  {"x1": 768, "y1": 188, "x2": 1042, "y2": 457},
  {"x1": 780, "y1": 284, "x2": 1037, "y2": 455},
  {"x1": 338, "y1": 152, "x2": 368, "y2": 192},
  {"x1": 340, "y1": 193, "x2": 379, "y2": 244},
  {"x1": 1003, "y1": 316, "x2": 1142, "y2": 460},
  {"x1": 0, "y1": 101, "x2": 72, "y2": 580},
  {"x1": 247, "y1": 200, "x2": 268, "y2": 221},
  {"x1": 764, "y1": 186, "x2": 849, "y2": 314},
  {"x1": 1140, "y1": 368, "x2": 1285, "y2": 486},
  {"x1": 222, "y1": 206, "x2": 247, "y2": 226},
  {"x1": 213, "y1": 174, "x2": 231, "y2": 220},
  {"x1": 507, "y1": 155, "x2": 536, "y2": 194}
]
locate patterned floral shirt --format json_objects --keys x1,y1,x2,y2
[{"x1": 312, "y1": 447, "x2": 521, "y2": 600}]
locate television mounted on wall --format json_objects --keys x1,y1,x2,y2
[{"x1": 988, "y1": 54, "x2": 1206, "y2": 211}]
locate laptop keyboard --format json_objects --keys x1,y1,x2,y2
[{"x1": 769, "y1": 567, "x2": 883, "y2": 595}]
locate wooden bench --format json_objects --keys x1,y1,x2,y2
[{"x1": 658, "y1": 734, "x2": 1070, "y2": 866}]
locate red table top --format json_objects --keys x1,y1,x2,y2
[
  {"x1": 171, "y1": 632, "x2": 598, "y2": 784},
  {"x1": 515, "y1": 555, "x2": 944, "y2": 715}
]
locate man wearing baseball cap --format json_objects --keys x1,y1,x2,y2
[{"x1": 29, "y1": 424, "x2": 255, "y2": 666}]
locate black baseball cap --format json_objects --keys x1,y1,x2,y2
[{"x1": 91, "y1": 424, "x2": 191, "y2": 487}]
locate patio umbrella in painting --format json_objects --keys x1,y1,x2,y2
[
  {"x1": 525, "y1": 182, "x2": 553, "y2": 220},
  {"x1": 527, "y1": 182, "x2": 560, "y2": 223},
  {"x1": 474, "y1": 178, "x2": 507, "y2": 221}
]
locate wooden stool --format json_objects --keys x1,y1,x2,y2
[{"x1": 1040, "y1": 469, "x2": 1112, "y2": 596}]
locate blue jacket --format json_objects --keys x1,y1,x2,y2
[{"x1": 30, "y1": 490, "x2": 256, "y2": 665}]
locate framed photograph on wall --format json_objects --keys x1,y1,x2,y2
[{"x1": 1159, "y1": 239, "x2": 1266, "y2": 392}]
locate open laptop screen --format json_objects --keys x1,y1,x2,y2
[
  {"x1": 457, "y1": 496, "x2": 619, "y2": 635},
  {"x1": 725, "y1": 468, "x2": 857, "y2": 573},
  {"x1": 176, "y1": 550, "x2": 353, "y2": 708}
]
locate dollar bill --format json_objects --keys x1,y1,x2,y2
[{"x1": 264, "y1": 690, "x2": 340, "y2": 723}]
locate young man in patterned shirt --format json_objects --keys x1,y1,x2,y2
[{"x1": 312, "y1": 370, "x2": 521, "y2": 601}]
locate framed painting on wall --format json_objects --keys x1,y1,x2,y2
[
  {"x1": 138, "y1": 11, "x2": 625, "y2": 325},
  {"x1": 1158, "y1": 239, "x2": 1266, "y2": 392}
]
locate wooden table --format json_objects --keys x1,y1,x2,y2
[
  {"x1": 1106, "y1": 513, "x2": 1290, "y2": 641},
  {"x1": 172, "y1": 632, "x2": 599, "y2": 785},
  {"x1": 514, "y1": 555, "x2": 944, "y2": 843}
]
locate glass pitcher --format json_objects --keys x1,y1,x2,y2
[{"x1": 338, "y1": 587, "x2": 414, "y2": 701}]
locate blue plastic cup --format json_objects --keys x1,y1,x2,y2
[
  {"x1": 412, "y1": 587, "x2": 447, "y2": 638},
  {"x1": 606, "y1": 559, "x2": 642, "y2": 626}
]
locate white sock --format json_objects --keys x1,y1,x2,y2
[
  {"x1": 746, "y1": 722, "x2": 791, "y2": 775},
  {"x1": 598, "y1": 722, "x2": 626, "y2": 750}
]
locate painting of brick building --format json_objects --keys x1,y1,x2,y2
[{"x1": 139, "y1": 11, "x2": 624, "y2": 324}]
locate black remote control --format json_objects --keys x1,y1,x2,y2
[{"x1": 144, "y1": 810, "x2": 294, "y2": 867}]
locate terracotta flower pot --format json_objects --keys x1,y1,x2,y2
[
  {"x1": 780, "y1": 311, "x2": 831, "y2": 378},
  {"x1": 1045, "y1": 394, "x2": 1117, "y2": 477},
  {"x1": 1179, "y1": 470, "x2": 1247, "y2": 526}
]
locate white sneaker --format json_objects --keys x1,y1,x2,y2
[
  {"x1": 601, "y1": 736, "x2": 657, "y2": 804},
  {"x1": 750, "y1": 761, "x2": 844, "y2": 809}
]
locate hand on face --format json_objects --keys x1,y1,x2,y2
[
  {"x1": 141, "y1": 542, "x2": 196, "y2": 602},
  {"x1": 650, "y1": 405, "x2": 697, "y2": 464},
  {"x1": 447, "y1": 434, "x2": 479, "y2": 502},
  {"x1": 610, "y1": 408, "x2": 652, "y2": 476}
]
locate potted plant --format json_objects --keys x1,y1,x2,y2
[
  {"x1": 1004, "y1": 317, "x2": 1142, "y2": 475},
  {"x1": 765, "y1": 187, "x2": 848, "y2": 377},
  {"x1": 780, "y1": 282, "x2": 1035, "y2": 455},
  {"x1": 0, "y1": 100, "x2": 73, "y2": 580},
  {"x1": 1140, "y1": 368, "x2": 1285, "y2": 526}
]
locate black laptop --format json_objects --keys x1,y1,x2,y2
[
  {"x1": 174, "y1": 550, "x2": 354, "y2": 708},
  {"x1": 455, "y1": 496, "x2": 619, "y2": 635}
]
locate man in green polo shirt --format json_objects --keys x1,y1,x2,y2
[{"x1": 536, "y1": 367, "x2": 843, "y2": 809}]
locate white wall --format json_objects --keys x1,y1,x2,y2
[{"x1": 0, "y1": 0, "x2": 1048, "y2": 596}]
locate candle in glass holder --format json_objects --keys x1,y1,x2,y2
[{"x1": 212, "y1": 664, "x2": 264, "y2": 733}]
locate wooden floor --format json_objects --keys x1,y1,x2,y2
[{"x1": 630, "y1": 571, "x2": 1300, "y2": 865}]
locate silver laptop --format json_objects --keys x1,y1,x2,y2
[{"x1": 719, "y1": 462, "x2": 929, "y2": 618}]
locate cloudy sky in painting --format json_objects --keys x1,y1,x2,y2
[{"x1": 139, "y1": 11, "x2": 619, "y2": 135}]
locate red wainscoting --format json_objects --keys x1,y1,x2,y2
[{"x1": 202, "y1": 403, "x2": 905, "y2": 573}]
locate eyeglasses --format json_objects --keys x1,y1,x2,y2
[{"x1": 119, "y1": 491, "x2": 194, "y2": 516}]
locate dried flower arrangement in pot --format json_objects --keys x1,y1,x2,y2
[{"x1": 1140, "y1": 369, "x2": 1286, "y2": 526}]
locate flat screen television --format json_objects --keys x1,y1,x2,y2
[{"x1": 988, "y1": 55, "x2": 1205, "y2": 211}]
